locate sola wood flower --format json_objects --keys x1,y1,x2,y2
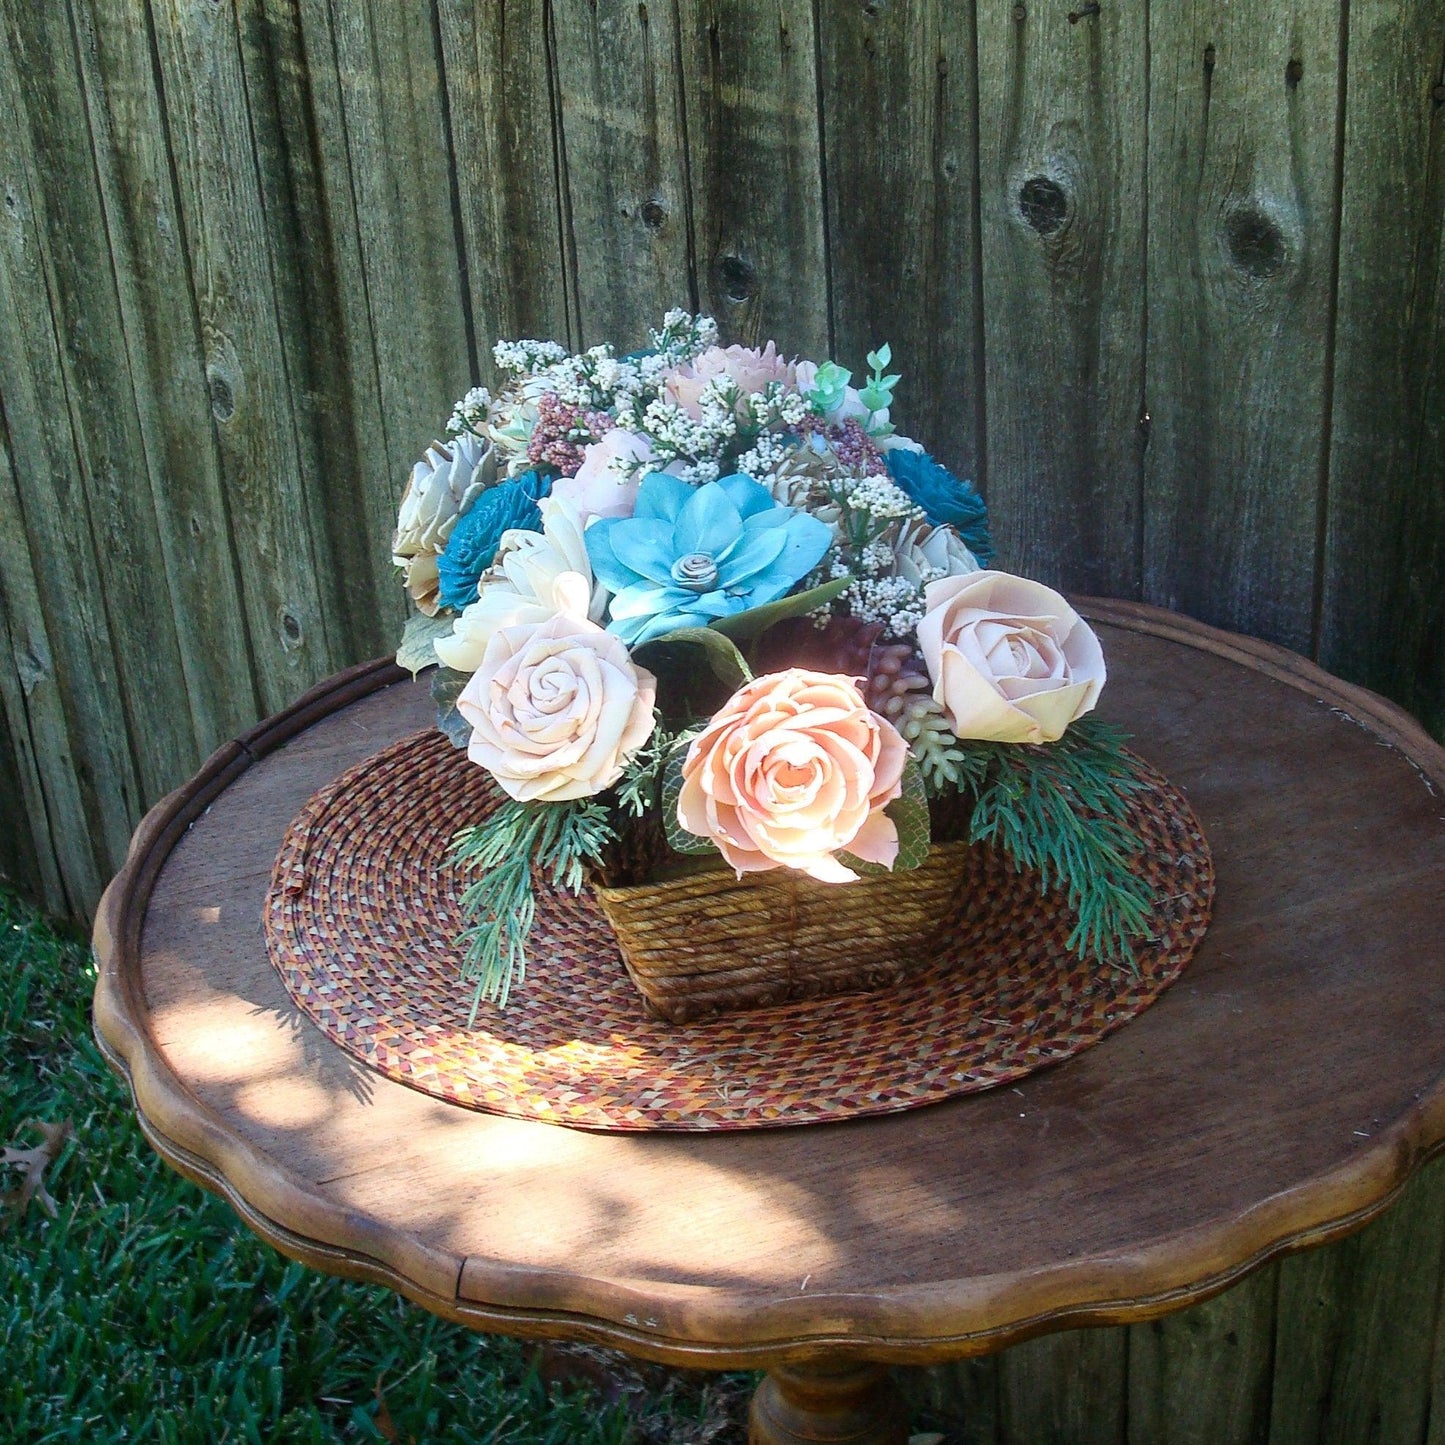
[
  {"x1": 457, "y1": 611, "x2": 656, "y2": 802},
  {"x1": 677, "y1": 669, "x2": 908, "y2": 883},
  {"x1": 391, "y1": 435, "x2": 494, "y2": 615},
  {"x1": 663, "y1": 342, "x2": 800, "y2": 419},
  {"x1": 917, "y1": 571, "x2": 1105, "y2": 744},
  {"x1": 436, "y1": 497, "x2": 606, "y2": 674}
]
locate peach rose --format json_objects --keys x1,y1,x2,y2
[
  {"x1": 663, "y1": 343, "x2": 799, "y2": 419},
  {"x1": 457, "y1": 612, "x2": 656, "y2": 802},
  {"x1": 917, "y1": 571, "x2": 1106, "y2": 744},
  {"x1": 677, "y1": 670, "x2": 908, "y2": 884},
  {"x1": 551, "y1": 430, "x2": 654, "y2": 522}
]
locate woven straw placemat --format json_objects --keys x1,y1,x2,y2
[{"x1": 264, "y1": 729, "x2": 1213, "y2": 1133}]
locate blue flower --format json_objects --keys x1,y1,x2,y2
[
  {"x1": 884, "y1": 449, "x2": 994, "y2": 565},
  {"x1": 585, "y1": 472, "x2": 833, "y2": 645},
  {"x1": 436, "y1": 470, "x2": 551, "y2": 611}
]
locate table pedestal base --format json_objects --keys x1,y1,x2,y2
[{"x1": 748, "y1": 1360, "x2": 907, "y2": 1445}]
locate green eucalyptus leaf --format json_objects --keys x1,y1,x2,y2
[
  {"x1": 637, "y1": 627, "x2": 753, "y2": 689},
  {"x1": 396, "y1": 610, "x2": 456, "y2": 677},
  {"x1": 660, "y1": 747, "x2": 722, "y2": 856},
  {"x1": 431, "y1": 666, "x2": 473, "y2": 749},
  {"x1": 707, "y1": 577, "x2": 851, "y2": 642}
]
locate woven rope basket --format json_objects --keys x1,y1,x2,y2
[{"x1": 592, "y1": 842, "x2": 972, "y2": 1024}]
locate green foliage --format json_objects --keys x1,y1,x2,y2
[
  {"x1": 838, "y1": 756, "x2": 931, "y2": 875},
  {"x1": 804, "y1": 359, "x2": 850, "y2": 414},
  {"x1": 431, "y1": 666, "x2": 472, "y2": 749},
  {"x1": 395, "y1": 612, "x2": 455, "y2": 677},
  {"x1": 707, "y1": 576, "x2": 851, "y2": 642},
  {"x1": 452, "y1": 800, "x2": 615, "y2": 1017},
  {"x1": 615, "y1": 720, "x2": 698, "y2": 819},
  {"x1": 858, "y1": 343, "x2": 900, "y2": 431},
  {"x1": 2, "y1": 888, "x2": 756, "y2": 1442},
  {"x1": 636, "y1": 626, "x2": 753, "y2": 689},
  {"x1": 660, "y1": 747, "x2": 723, "y2": 857},
  {"x1": 950, "y1": 718, "x2": 1154, "y2": 967}
]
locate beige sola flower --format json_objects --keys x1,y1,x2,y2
[
  {"x1": 891, "y1": 516, "x2": 981, "y2": 587},
  {"x1": 435, "y1": 496, "x2": 607, "y2": 674},
  {"x1": 677, "y1": 670, "x2": 908, "y2": 884},
  {"x1": 917, "y1": 571, "x2": 1106, "y2": 744},
  {"x1": 457, "y1": 610, "x2": 657, "y2": 803},
  {"x1": 392, "y1": 435, "x2": 496, "y2": 614}
]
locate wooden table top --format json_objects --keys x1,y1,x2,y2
[{"x1": 93, "y1": 601, "x2": 1445, "y2": 1369}]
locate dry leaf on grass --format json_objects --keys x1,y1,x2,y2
[{"x1": 1, "y1": 1119, "x2": 72, "y2": 1229}]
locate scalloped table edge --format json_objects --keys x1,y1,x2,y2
[{"x1": 92, "y1": 600, "x2": 1445, "y2": 1370}]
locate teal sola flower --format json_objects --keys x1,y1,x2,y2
[
  {"x1": 436, "y1": 469, "x2": 551, "y2": 611},
  {"x1": 884, "y1": 449, "x2": 994, "y2": 565},
  {"x1": 585, "y1": 472, "x2": 832, "y2": 645}
]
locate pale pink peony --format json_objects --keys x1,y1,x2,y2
[
  {"x1": 663, "y1": 343, "x2": 800, "y2": 420},
  {"x1": 917, "y1": 571, "x2": 1106, "y2": 744},
  {"x1": 551, "y1": 430, "x2": 654, "y2": 522},
  {"x1": 676, "y1": 670, "x2": 908, "y2": 884},
  {"x1": 457, "y1": 612, "x2": 657, "y2": 802}
]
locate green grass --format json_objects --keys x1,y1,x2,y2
[{"x1": 0, "y1": 888, "x2": 750, "y2": 1443}]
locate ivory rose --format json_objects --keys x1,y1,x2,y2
[
  {"x1": 677, "y1": 670, "x2": 908, "y2": 884},
  {"x1": 457, "y1": 611, "x2": 656, "y2": 802},
  {"x1": 917, "y1": 571, "x2": 1106, "y2": 744},
  {"x1": 663, "y1": 343, "x2": 799, "y2": 419}
]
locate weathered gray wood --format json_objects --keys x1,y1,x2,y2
[
  {"x1": 550, "y1": 0, "x2": 695, "y2": 348},
  {"x1": 819, "y1": 1, "x2": 984, "y2": 483},
  {"x1": 437, "y1": 0, "x2": 573, "y2": 367},
  {"x1": 897, "y1": 1356, "x2": 999, "y2": 1444},
  {"x1": 1270, "y1": 1155, "x2": 1445, "y2": 1445},
  {"x1": 998, "y1": 1329, "x2": 1126, "y2": 1445},
  {"x1": 146, "y1": 0, "x2": 341, "y2": 712},
  {"x1": 0, "y1": 15, "x2": 144, "y2": 906},
  {"x1": 975, "y1": 0, "x2": 1147, "y2": 595},
  {"x1": 1127, "y1": 1266, "x2": 1278, "y2": 1445},
  {"x1": 1142, "y1": 0, "x2": 1342, "y2": 653},
  {"x1": 0, "y1": 3, "x2": 199, "y2": 817},
  {"x1": 1317, "y1": 4, "x2": 1445, "y2": 741},
  {"x1": 70, "y1": 0, "x2": 259, "y2": 759},
  {"x1": 675, "y1": 0, "x2": 828, "y2": 357}
]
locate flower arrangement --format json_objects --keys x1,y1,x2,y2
[{"x1": 394, "y1": 312, "x2": 1153, "y2": 1018}]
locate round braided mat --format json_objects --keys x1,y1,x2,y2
[{"x1": 264, "y1": 729, "x2": 1214, "y2": 1133}]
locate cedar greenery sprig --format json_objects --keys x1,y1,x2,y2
[
  {"x1": 451, "y1": 799, "x2": 616, "y2": 1020},
  {"x1": 950, "y1": 718, "x2": 1154, "y2": 969}
]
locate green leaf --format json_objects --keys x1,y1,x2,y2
[
  {"x1": 431, "y1": 666, "x2": 472, "y2": 749},
  {"x1": 707, "y1": 576, "x2": 851, "y2": 641},
  {"x1": 396, "y1": 611, "x2": 455, "y2": 677},
  {"x1": 888, "y1": 756, "x2": 931, "y2": 870},
  {"x1": 660, "y1": 748, "x2": 722, "y2": 856},
  {"x1": 636, "y1": 627, "x2": 753, "y2": 689}
]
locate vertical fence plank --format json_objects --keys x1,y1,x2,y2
[
  {"x1": 675, "y1": 0, "x2": 828, "y2": 356},
  {"x1": 0, "y1": 18, "x2": 144, "y2": 904},
  {"x1": 437, "y1": 0, "x2": 572, "y2": 363},
  {"x1": 1143, "y1": 0, "x2": 1342, "y2": 653},
  {"x1": 0, "y1": 3, "x2": 202, "y2": 815},
  {"x1": 274, "y1": 0, "x2": 472, "y2": 654},
  {"x1": 1270, "y1": 1158, "x2": 1445, "y2": 1445},
  {"x1": 0, "y1": 422, "x2": 66, "y2": 911},
  {"x1": 819, "y1": 1, "x2": 983, "y2": 481},
  {"x1": 1127, "y1": 1266, "x2": 1278, "y2": 1445},
  {"x1": 975, "y1": 0, "x2": 1146, "y2": 592},
  {"x1": 148, "y1": 0, "x2": 341, "y2": 712},
  {"x1": 998, "y1": 1329, "x2": 1128, "y2": 1445},
  {"x1": 1317, "y1": 6, "x2": 1445, "y2": 741},
  {"x1": 72, "y1": 0, "x2": 260, "y2": 758},
  {"x1": 551, "y1": 0, "x2": 695, "y2": 347},
  {"x1": 899, "y1": 1356, "x2": 1000, "y2": 1445}
]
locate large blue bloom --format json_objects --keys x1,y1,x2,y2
[
  {"x1": 436, "y1": 470, "x2": 551, "y2": 612},
  {"x1": 585, "y1": 472, "x2": 832, "y2": 645},
  {"x1": 885, "y1": 449, "x2": 994, "y2": 565}
]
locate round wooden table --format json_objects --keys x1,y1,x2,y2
[{"x1": 93, "y1": 602, "x2": 1445, "y2": 1445}]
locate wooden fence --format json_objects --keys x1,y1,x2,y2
[{"x1": 2, "y1": 0, "x2": 1444, "y2": 1435}]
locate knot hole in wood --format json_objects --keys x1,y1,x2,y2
[
  {"x1": 1224, "y1": 208, "x2": 1287, "y2": 278},
  {"x1": 715, "y1": 253, "x2": 756, "y2": 303},
  {"x1": 1018, "y1": 176, "x2": 1069, "y2": 235}
]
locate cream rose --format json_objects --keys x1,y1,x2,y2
[
  {"x1": 434, "y1": 497, "x2": 608, "y2": 673},
  {"x1": 917, "y1": 571, "x2": 1106, "y2": 744},
  {"x1": 458, "y1": 612, "x2": 656, "y2": 802},
  {"x1": 676, "y1": 670, "x2": 908, "y2": 884},
  {"x1": 392, "y1": 435, "x2": 495, "y2": 614}
]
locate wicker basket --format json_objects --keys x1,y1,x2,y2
[{"x1": 591, "y1": 842, "x2": 972, "y2": 1024}]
